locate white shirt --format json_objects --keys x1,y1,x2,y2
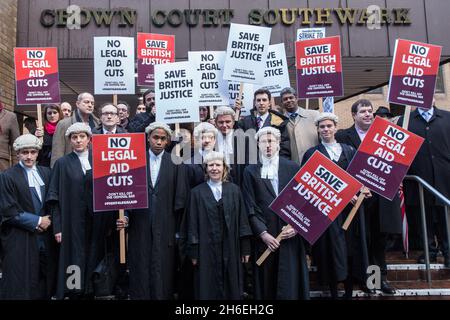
[
  {"x1": 256, "y1": 112, "x2": 270, "y2": 129},
  {"x1": 102, "y1": 127, "x2": 117, "y2": 134},
  {"x1": 217, "y1": 131, "x2": 234, "y2": 164},
  {"x1": 207, "y1": 179, "x2": 222, "y2": 201},
  {"x1": 355, "y1": 124, "x2": 368, "y2": 142},
  {"x1": 322, "y1": 141, "x2": 343, "y2": 162},
  {"x1": 19, "y1": 161, "x2": 45, "y2": 202},
  {"x1": 149, "y1": 149, "x2": 164, "y2": 186},
  {"x1": 418, "y1": 107, "x2": 434, "y2": 122},
  {"x1": 260, "y1": 154, "x2": 279, "y2": 195},
  {"x1": 74, "y1": 150, "x2": 91, "y2": 175}
]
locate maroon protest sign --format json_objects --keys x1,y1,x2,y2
[
  {"x1": 270, "y1": 151, "x2": 362, "y2": 245},
  {"x1": 388, "y1": 39, "x2": 441, "y2": 109},
  {"x1": 295, "y1": 36, "x2": 343, "y2": 99},
  {"x1": 92, "y1": 133, "x2": 148, "y2": 212},
  {"x1": 14, "y1": 47, "x2": 60, "y2": 105},
  {"x1": 347, "y1": 117, "x2": 424, "y2": 200}
]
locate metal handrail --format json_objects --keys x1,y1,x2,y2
[{"x1": 404, "y1": 175, "x2": 450, "y2": 286}]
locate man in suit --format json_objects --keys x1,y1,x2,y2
[
  {"x1": 238, "y1": 88, "x2": 290, "y2": 158},
  {"x1": 0, "y1": 98, "x2": 20, "y2": 172},
  {"x1": 398, "y1": 103, "x2": 450, "y2": 267},
  {"x1": 336, "y1": 99, "x2": 401, "y2": 294},
  {"x1": 279, "y1": 87, "x2": 320, "y2": 164},
  {"x1": 127, "y1": 89, "x2": 156, "y2": 133},
  {"x1": 92, "y1": 103, "x2": 127, "y2": 135},
  {"x1": 50, "y1": 92, "x2": 100, "y2": 167}
]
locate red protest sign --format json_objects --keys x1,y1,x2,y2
[
  {"x1": 137, "y1": 33, "x2": 175, "y2": 86},
  {"x1": 347, "y1": 116, "x2": 424, "y2": 200},
  {"x1": 270, "y1": 151, "x2": 362, "y2": 245},
  {"x1": 295, "y1": 36, "x2": 343, "y2": 99},
  {"x1": 14, "y1": 47, "x2": 60, "y2": 105},
  {"x1": 388, "y1": 39, "x2": 441, "y2": 109},
  {"x1": 92, "y1": 133, "x2": 149, "y2": 212}
]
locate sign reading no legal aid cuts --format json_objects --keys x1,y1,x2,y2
[
  {"x1": 188, "y1": 51, "x2": 229, "y2": 106},
  {"x1": 388, "y1": 39, "x2": 442, "y2": 109},
  {"x1": 223, "y1": 23, "x2": 271, "y2": 84},
  {"x1": 347, "y1": 116, "x2": 424, "y2": 200},
  {"x1": 92, "y1": 133, "x2": 148, "y2": 212},
  {"x1": 14, "y1": 47, "x2": 61, "y2": 105},
  {"x1": 94, "y1": 37, "x2": 135, "y2": 95},
  {"x1": 295, "y1": 36, "x2": 343, "y2": 99},
  {"x1": 254, "y1": 43, "x2": 291, "y2": 97},
  {"x1": 155, "y1": 61, "x2": 199, "y2": 124},
  {"x1": 270, "y1": 151, "x2": 362, "y2": 245},
  {"x1": 137, "y1": 33, "x2": 175, "y2": 86}
]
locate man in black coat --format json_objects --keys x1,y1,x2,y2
[
  {"x1": 336, "y1": 99, "x2": 401, "y2": 294},
  {"x1": 397, "y1": 104, "x2": 450, "y2": 267},
  {"x1": 127, "y1": 89, "x2": 156, "y2": 133},
  {"x1": 237, "y1": 88, "x2": 291, "y2": 159},
  {"x1": 0, "y1": 134, "x2": 56, "y2": 299}
]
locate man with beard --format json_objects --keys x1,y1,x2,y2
[{"x1": 127, "y1": 89, "x2": 156, "y2": 133}]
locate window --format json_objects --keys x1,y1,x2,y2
[{"x1": 435, "y1": 66, "x2": 445, "y2": 93}]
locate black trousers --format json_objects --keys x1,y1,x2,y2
[{"x1": 365, "y1": 204, "x2": 388, "y2": 280}]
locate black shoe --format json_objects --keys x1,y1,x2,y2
[
  {"x1": 360, "y1": 285, "x2": 376, "y2": 295},
  {"x1": 444, "y1": 256, "x2": 450, "y2": 268},
  {"x1": 417, "y1": 253, "x2": 437, "y2": 264},
  {"x1": 380, "y1": 280, "x2": 396, "y2": 294}
]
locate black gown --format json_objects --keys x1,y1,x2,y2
[
  {"x1": 127, "y1": 151, "x2": 187, "y2": 300},
  {"x1": 242, "y1": 157, "x2": 310, "y2": 300},
  {"x1": 302, "y1": 144, "x2": 370, "y2": 294},
  {"x1": 46, "y1": 152, "x2": 106, "y2": 299},
  {"x1": 186, "y1": 182, "x2": 252, "y2": 300},
  {"x1": 0, "y1": 164, "x2": 56, "y2": 299}
]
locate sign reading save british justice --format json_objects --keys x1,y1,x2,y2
[
  {"x1": 388, "y1": 39, "x2": 441, "y2": 109},
  {"x1": 270, "y1": 151, "x2": 362, "y2": 245},
  {"x1": 14, "y1": 47, "x2": 61, "y2": 105},
  {"x1": 347, "y1": 116, "x2": 424, "y2": 200},
  {"x1": 92, "y1": 133, "x2": 148, "y2": 212},
  {"x1": 94, "y1": 37, "x2": 135, "y2": 94},
  {"x1": 223, "y1": 23, "x2": 271, "y2": 84},
  {"x1": 137, "y1": 33, "x2": 175, "y2": 86},
  {"x1": 295, "y1": 36, "x2": 343, "y2": 99}
]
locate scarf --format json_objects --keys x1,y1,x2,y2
[{"x1": 45, "y1": 121, "x2": 58, "y2": 135}]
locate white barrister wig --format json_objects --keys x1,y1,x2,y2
[
  {"x1": 65, "y1": 122, "x2": 92, "y2": 137},
  {"x1": 193, "y1": 122, "x2": 218, "y2": 140},
  {"x1": 145, "y1": 121, "x2": 173, "y2": 137},
  {"x1": 255, "y1": 126, "x2": 281, "y2": 142},
  {"x1": 315, "y1": 112, "x2": 339, "y2": 126},
  {"x1": 203, "y1": 151, "x2": 226, "y2": 165},
  {"x1": 213, "y1": 106, "x2": 236, "y2": 119},
  {"x1": 13, "y1": 134, "x2": 42, "y2": 151}
]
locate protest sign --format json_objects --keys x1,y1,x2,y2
[
  {"x1": 137, "y1": 33, "x2": 175, "y2": 86},
  {"x1": 254, "y1": 44, "x2": 290, "y2": 97},
  {"x1": 94, "y1": 37, "x2": 135, "y2": 94},
  {"x1": 347, "y1": 116, "x2": 424, "y2": 200},
  {"x1": 14, "y1": 47, "x2": 60, "y2": 105},
  {"x1": 297, "y1": 28, "x2": 326, "y2": 41},
  {"x1": 295, "y1": 36, "x2": 343, "y2": 99},
  {"x1": 92, "y1": 133, "x2": 148, "y2": 212},
  {"x1": 223, "y1": 23, "x2": 271, "y2": 84},
  {"x1": 228, "y1": 81, "x2": 253, "y2": 117},
  {"x1": 388, "y1": 39, "x2": 441, "y2": 109},
  {"x1": 188, "y1": 51, "x2": 229, "y2": 106},
  {"x1": 155, "y1": 61, "x2": 199, "y2": 123},
  {"x1": 270, "y1": 151, "x2": 362, "y2": 245}
]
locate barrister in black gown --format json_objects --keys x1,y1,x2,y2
[
  {"x1": 0, "y1": 134, "x2": 56, "y2": 299},
  {"x1": 302, "y1": 112, "x2": 368, "y2": 299},
  {"x1": 119, "y1": 122, "x2": 187, "y2": 300},
  {"x1": 242, "y1": 127, "x2": 310, "y2": 300},
  {"x1": 46, "y1": 123, "x2": 104, "y2": 299},
  {"x1": 186, "y1": 151, "x2": 252, "y2": 299}
]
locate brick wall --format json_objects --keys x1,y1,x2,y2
[{"x1": 0, "y1": 0, "x2": 17, "y2": 111}]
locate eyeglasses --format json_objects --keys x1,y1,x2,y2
[{"x1": 102, "y1": 112, "x2": 118, "y2": 116}]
